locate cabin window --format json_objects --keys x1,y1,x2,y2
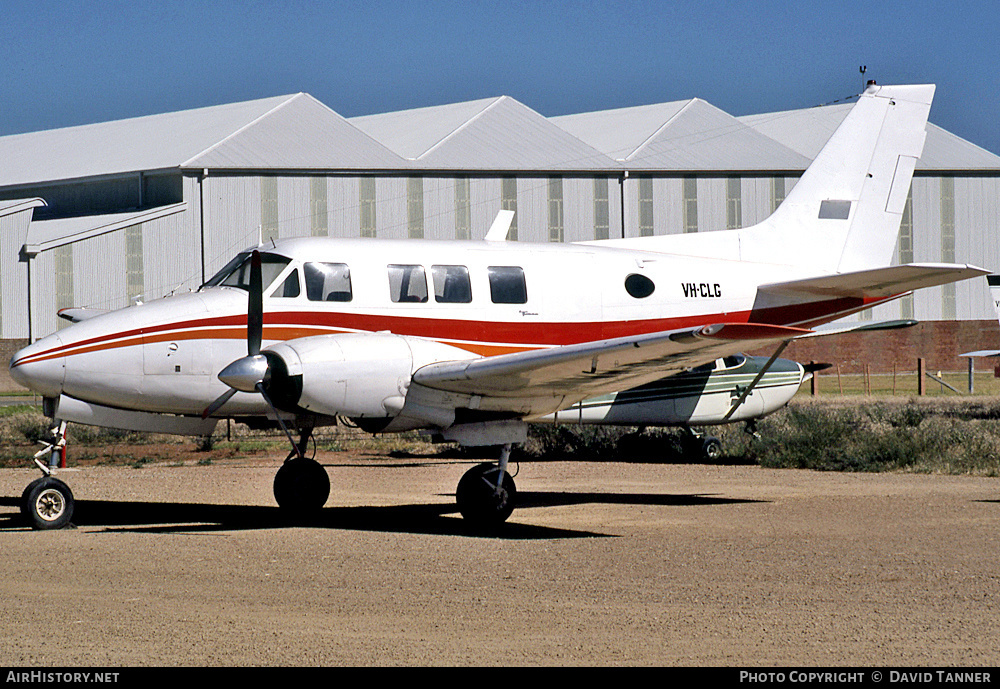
[
  {"x1": 488, "y1": 266, "x2": 527, "y2": 304},
  {"x1": 624, "y1": 273, "x2": 655, "y2": 299},
  {"x1": 273, "y1": 269, "x2": 301, "y2": 298},
  {"x1": 432, "y1": 265, "x2": 472, "y2": 303},
  {"x1": 388, "y1": 264, "x2": 428, "y2": 303},
  {"x1": 721, "y1": 354, "x2": 746, "y2": 369},
  {"x1": 304, "y1": 262, "x2": 352, "y2": 302},
  {"x1": 203, "y1": 253, "x2": 291, "y2": 293}
]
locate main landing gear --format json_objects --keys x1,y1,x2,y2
[
  {"x1": 681, "y1": 427, "x2": 723, "y2": 462},
  {"x1": 456, "y1": 444, "x2": 517, "y2": 528},
  {"x1": 271, "y1": 418, "x2": 330, "y2": 517},
  {"x1": 21, "y1": 421, "x2": 75, "y2": 530}
]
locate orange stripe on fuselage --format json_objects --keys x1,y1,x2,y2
[{"x1": 11, "y1": 294, "x2": 887, "y2": 370}]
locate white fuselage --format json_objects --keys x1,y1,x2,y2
[{"x1": 9, "y1": 237, "x2": 850, "y2": 421}]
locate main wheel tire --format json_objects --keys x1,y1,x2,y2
[
  {"x1": 273, "y1": 458, "x2": 330, "y2": 517},
  {"x1": 701, "y1": 436, "x2": 723, "y2": 461},
  {"x1": 456, "y1": 462, "x2": 516, "y2": 528},
  {"x1": 23, "y1": 477, "x2": 74, "y2": 530}
]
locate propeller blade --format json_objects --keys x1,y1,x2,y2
[
  {"x1": 247, "y1": 250, "x2": 263, "y2": 356},
  {"x1": 202, "y1": 250, "x2": 268, "y2": 421},
  {"x1": 201, "y1": 387, "x2": 238, "y2": 419}
]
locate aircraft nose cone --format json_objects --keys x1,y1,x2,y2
[{"x1": 8, "y1": 336, "x2": 66, "y2": 397}]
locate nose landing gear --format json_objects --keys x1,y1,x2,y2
[{"x1": 21, "y1": 420, "x2": 75, "y2": 530}]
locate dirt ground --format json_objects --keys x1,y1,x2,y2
[{"x1": 1, "y1": 447, "x2": 998, "y2": 667}]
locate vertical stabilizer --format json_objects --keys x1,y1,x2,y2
[
  {"x1": 586, "y1": 84, "x2": 935, "y2": 277},
  {"x1": 742, "y1": 83, "x2": 934, "y2": 272}
]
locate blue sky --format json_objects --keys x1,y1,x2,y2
[{"x1": 3, "y1": 0, "x2": 998, "y2": 154}]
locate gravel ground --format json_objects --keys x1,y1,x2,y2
[{"x1": 1, "y1": 452, "x2": 998, "y2": 667}]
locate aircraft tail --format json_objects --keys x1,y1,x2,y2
[
  {"x1": 589, "y1": 84, "x2": 935, "y2": 275},
  {"x1": 745, "y1": 83, "x2": 933, "y2": 273}
]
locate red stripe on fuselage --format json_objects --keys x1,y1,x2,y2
[{"x1": 11, "y1": 294, "x2": 884, "y2": 368}]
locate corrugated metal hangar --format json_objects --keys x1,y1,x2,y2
[{"x1": 2, "y1": 90, "x2": 999, "y2": 373}]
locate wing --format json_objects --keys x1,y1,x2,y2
[{"x1": 409, "y1": 322, "x2": 810, "y2": 418}]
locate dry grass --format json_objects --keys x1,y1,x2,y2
[{"x1": 4, "y1": 396, "x2": 1000, "y2": 476}]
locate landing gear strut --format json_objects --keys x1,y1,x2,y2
[
  {"x1": 456, "y1": 444, "x2": 517, "y2": 528},
  {"x1": 682, "y1": 427, "x2": 723, "y2": 462},
  {"x1": 21, "y1": 420, "x2": 75, "y2": 530},
  {"x1": 271, "y1": 417, "x2": 330, "y2": 517}
]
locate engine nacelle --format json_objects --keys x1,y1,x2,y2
[{"x1": 263, "y1": 332, "x2": 475, "y2": 419}]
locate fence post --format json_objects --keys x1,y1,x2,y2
[
  {"x1": 810, "y1": 361, "x2": 818, "y2": 395},
  {"x1": 968, "y1": 357, "x2": 975, "y2": 394},
  {"x1": 917, "y1": 357, "x2": 925, "y2": 396}
]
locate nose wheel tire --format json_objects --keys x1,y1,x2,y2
[
  {"x1": 456, "y1": 462, "x2": 516, "y2": 528},
  {"x1": 273, "y1": 458, "x2": 330, "y2": 517},
  {"x1": 21, "y1": 477, "x2": 75, "y2": 530}
]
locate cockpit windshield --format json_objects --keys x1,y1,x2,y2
[{"x1": 201, "y1": 252, "x2": 292, "y2": 292}]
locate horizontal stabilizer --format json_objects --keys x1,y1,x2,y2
[
  {"x1": 801, "y1": 318, "x2": 918, "y2": 339},
  {"x1": 759, "y1": 263, "x2": 988, "y2": 300}
]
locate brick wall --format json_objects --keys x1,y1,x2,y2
[{"x1": 749, "y1": 320, "x2": 1000, "y2": 374}]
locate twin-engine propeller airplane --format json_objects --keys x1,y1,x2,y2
[{"x1": 8, "y1": 83, "x2": 988, "y2": 530}]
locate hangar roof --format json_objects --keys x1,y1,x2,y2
[
  {"x1": 351, "y1": 96, "x2": 620, "y2": 171},
  {"x1": 0, "y1": 93, "x2": 405, "y2": 188},
  {"x1": 738, "y1": 102, "x2": 1000, "y2": 171},
  {"x1": 550, "y1": 98, "x2": 813, "y2": 172},
  {"x1": 1, "y1": 91, "x2": 997, "y2": 191}
]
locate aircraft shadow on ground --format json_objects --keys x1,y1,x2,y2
[{"x1": 0, "y1": 490, "x2": 762, "y2": 539}]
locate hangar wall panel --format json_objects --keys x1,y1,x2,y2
[
  {"x1": 28, "y1": 251, "x2": 55, "y2": 341},
  {"x1": 655, "y1": 178, "x2": 683, "y2": 236},
  {"x1": 470, "y1": 177, "x2": 501, "y2": 240},
  {"x1": 202, "y1": 175, "x2": 263, "y2": 278},
  {"x1": 956, "y1": 176, "x2": 1000, "y2": 319},
  {"x1": 421, "y1": 177, "x2": 452, "y2": 240},
  {"x1": 327, "y1": 177, "x2": 361, "y2": 239},
  {"x1": 562, "y1": 178, "x2": 590, "y2": 243},
  {"x1": 72, "y1": 231, "x2": 127, "y2": 315},
  {"x1": 911, "y1": 177, "x2": 941, "y2": 320},
  {"x1": 1, "y1": 210, "x2": 32, "y2": 338},
  {"x1": 378, "y1": 177, "x2": 407, "y2": 239},
  {"x1": 697, "y1": 178, "x2": 726, "y2": 233},
  {"x1": 0, "y1": 211, "x2": 31, "y2": 338},
  {"x1": 142, "y1": 209, "x2": 202, "y2": 301},
  {"x1": 515, "y1": 177, "x2": 549, "y2": 243},
  {"x1": 279, "y1": 177, "x2": 311, "y2": 240}
]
